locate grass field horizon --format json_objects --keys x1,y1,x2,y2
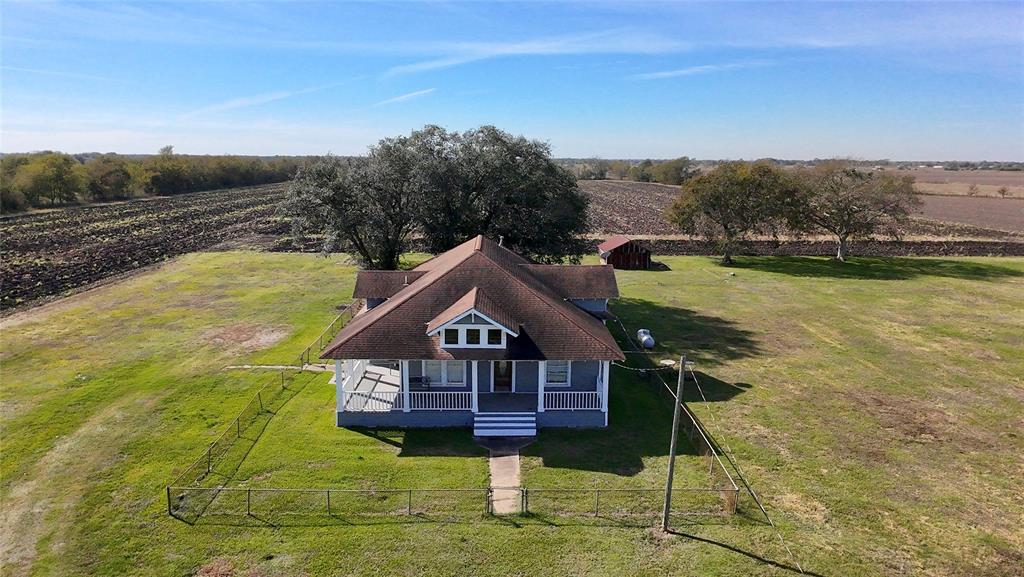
[{"x1": 1, "y1": 251, "x2": 1022, "y2": 576}]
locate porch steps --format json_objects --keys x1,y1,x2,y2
[{"x1": 473, "y1": 412, "x2": 537, "y2": 437}]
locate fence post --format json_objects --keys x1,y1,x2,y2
[
  {"x1": 246, "y1": 488, "x2": 252, "y2": 516},
  {"x1": 326, "y1": 490, "x2": 331, "y2": 515},
  {"x1": 407, "y1": 490, "x2": 413, "y2": 515},
  {"x1": 595, "y1": 490, "x2": 600, "y2": 516},
  {"x1": 166, "y1": 486, "x2": 172, "y2": 517},
  {"x1": 257, "y1": 391, "x2": 263, "y2": 412},
  {"x1": 206, "y1": 446, "x2": 212, "y2": 473},
  {"x1": 236, "y1": 418, "x2": 241, "y2": 438},
  {"x1": 522, "y1": 488, "x2": 528, "y2": 515},
  {"x1": 486, "y1": 489, "x2": 492, "y2": 515}
]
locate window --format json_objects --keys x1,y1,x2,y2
[
  {"x1": 487, "y1": 329, "x2": 502, "y2": 345},
  {"x1": 422, "y1": 360, "x2": 464, "y2": 386},
  {"x1": 465, "y1": 329, "x2": 481, "y2": 345},
  {"x1": 443, "y1": 329, "x2": 459, "y2": 345},
  {"x1": 446, "y1": 361, "x2": 465, "y2": 384},
  {"x1": 423, "y1": 360, "x2": 443, "y2": 384},
  {"x1": 545, "y1": 360, "x2": 570, "y2": 386}
]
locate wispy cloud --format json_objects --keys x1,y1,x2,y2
[
  {"x1": 1, "y1": 66, "x2": 120, "y2": 83},
  {"x1": 179, "y1": 84, "x2": 337, "y2": 119},
  {"x1": 371, "y1": 88, "x2": 436, "y2": 107},
  {"x1": 384, "y1": 29, "x2": 690, "y2": 76},
  {"x1": 631, "y1": 61, "x2": 773, "y2": 80}
]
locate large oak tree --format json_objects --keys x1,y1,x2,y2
[
  {"x1": 286, "y1": 125, "x2": 590, "y2": 269},
  {"x1": 666, "y1": 161, "x2": 794, "y2": 264},
  {"x1": 791, "y1": 162, "x2": 920, "y2": 261}
]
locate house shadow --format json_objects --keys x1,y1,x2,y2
[
  {"x1": 521, "y1": 368, "x2": 752, "y2": 476},
  {"x1": 730, "y1": 256, "x2": 1024, "y2": 281},
  {"x1": 522, "y1": 299, "x2": 758, "y2": 476},
  {"x1": 353, "y1": 428, "x2": 488, "y2": 458},
  {"x1": 612, "y1": 298, "x2": 761, "y2": 367}
]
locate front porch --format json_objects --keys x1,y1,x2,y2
[{"x1": 334, "y1": 359, "x2": 610, "y2": 429}]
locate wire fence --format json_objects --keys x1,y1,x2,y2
[
  {"x1": 167, "y1": 369, "x2": 310, "y2": 523},
  {"x1": 167, "y1": 303, "x2": 740, "y2": 525},
  {"x1": 167, "y1": 484, "x2": 739, "y2": 524},
  {"x1": 298, "y1": 300, "x2": 362, "y2": 366}
]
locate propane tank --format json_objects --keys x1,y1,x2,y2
[{"x1": 636, "y1": 329, "x2": 655, "y2": 349}]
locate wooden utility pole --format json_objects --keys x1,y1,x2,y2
[{"x1": 662, "y1": 355, "x2": 685, "y2": 532}]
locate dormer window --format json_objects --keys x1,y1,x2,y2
[
  {"x1": 443, "y1": 329, "x2": 459, "y2": 346},
  {"x1": 487, "y1": 329, "x2": 502, "y2": 345},
  {"x1": 425, "y1": 287, "x2": 519, "y2": 350},
  {"x1": 436, "y1": 322, "x2": 507, "y2": 348}
]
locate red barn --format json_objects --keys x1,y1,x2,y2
[{"x1": 598, "y1": 235, "x2": 652, "y2": 270}]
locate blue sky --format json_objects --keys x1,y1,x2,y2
[{"x1": 2, "y1": 1, "x2": 1022, "y2": 160}]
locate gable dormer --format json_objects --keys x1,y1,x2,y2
[{"x1": 425, "y1": 287, "x2": 518, "y2": 349}]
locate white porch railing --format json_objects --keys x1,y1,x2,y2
[
  {"x1": 344, "y1": 390, "x2": 400, "y2": 412},
  {"x1": 543, "y1": 391, "x2": 601, "y2": 410},
  {"x1": 342, "y1": 390, "x2": 473, "y2": 412},
  {"x1": 409, "y1": 392, "x2": 472, "y2": 411}
]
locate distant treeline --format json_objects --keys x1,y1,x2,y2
[
  {"x1": 559, "y1": 157, "x2": 1024, "y2": 178},
  {"x1": 562, "y1": 157, "x2": 698, "y2": 185},
  {"x1": 1, "y1": 147, "x2": 307, "y2": 213}
]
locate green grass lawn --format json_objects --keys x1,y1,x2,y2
[{"x1": 1, "y1": 252, "x2": 1022, "y2": 576}]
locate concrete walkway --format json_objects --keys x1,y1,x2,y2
[{"x1": 488, "y1": 450, "x2": 521, "y2": 514}]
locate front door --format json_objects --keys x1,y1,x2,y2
[{"x1": 493, "y1": 361, "x2": 513, "y2": 392}]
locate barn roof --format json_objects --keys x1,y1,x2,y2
[
  {"x1": 598, "y1": 235, "x2": 633, "y2": 252},
  {"x1": 321, "y1": 235, "x2": 624, "y2": 361}
]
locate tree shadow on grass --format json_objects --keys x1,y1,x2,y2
[
  {"x1": 730, "y1": 256, "x2": 1023, "y2": 281},
  {"x1": 612, "y1": 298, "x2": 761, "y2": 367}
]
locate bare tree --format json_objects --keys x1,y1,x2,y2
[{"x1": 791, "y1": 161, "x2": 921, "y2": 261}]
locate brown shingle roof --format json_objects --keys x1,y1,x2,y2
[
  {"x1": 520, "y1": 264, "x2": 619, "y2": 299},
  {"x1": 353, "y1": 270, "x2": 427, "y2": 299},
  {"x1": 321, "y1": 236, "x2": 624, "y2": 361}
]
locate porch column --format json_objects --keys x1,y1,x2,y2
[
  {"x1": 600, "y1": 360, "x2": 610, "y2": 413},
  {"x1": 537, "y1": 361, "x2": 545, "y2": 413},
  {"x1": 335, "y1": 360, "x2": 345, "y2": 412},
  {"x1": 401, "y1": 360, "x2": 411, "y2": 413},
  {"x1": 471, "y1": 361, "x2": 479, "y2": 413}
]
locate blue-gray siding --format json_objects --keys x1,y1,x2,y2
[
  {"x1": 537, "y1": 410, "x2": 606, "y2": 428},
  {"x1": 477, "y1": 361, "x2": 492, "y2": 392},
  {"x1": 568, "y1": 360, "x2": 600, "y2": 391},
  {"x1": 516, "y1": 361, "x2": 539, "y2": 392},
  {"x1": 338, "y1": 410, "x2": 603, "y2": 429},
  {"x1": 338, "y1": 411, "x2": 474, "y2": 428}
]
